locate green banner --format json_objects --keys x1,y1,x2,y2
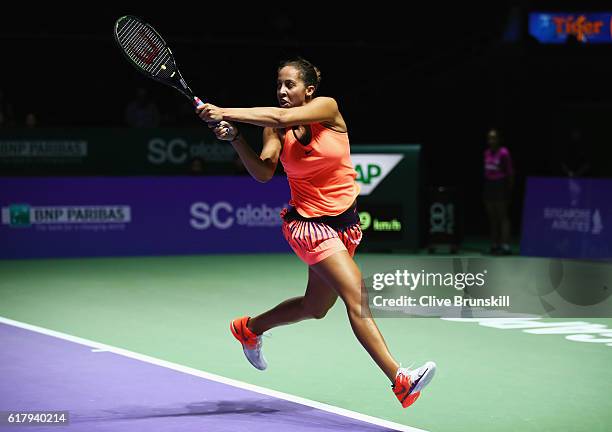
[
  {"x1": 0, "y1": 127, "x2": 256, "y2": 176},
  {"x1": 352, "y1": 145, "x2": 421, "y2": 252}
]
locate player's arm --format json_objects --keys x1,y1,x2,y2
[
  {"x1": 197, "y1": 97, "x2": 341, "y2": 129},
  {"x1": 208, "y1": 122, "x2": 280, "y2": 183},
  {"x1": 244, "y1": 127, "x2": 281, "y2": 183}
]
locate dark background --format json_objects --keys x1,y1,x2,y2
[{"x1": 1, "y1": 2, "x2": 611, "y2": 240}]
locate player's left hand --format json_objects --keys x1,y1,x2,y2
[
  {"x1": 196, "y1": 103, "x2": 224, "y2": 123},
  {"x1": 208, "y1": 120, "x2": 238, "y2": 141}
]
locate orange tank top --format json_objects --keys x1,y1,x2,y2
[{"x1": 279, "y1": 122, "x2": 361, "y2": 218}]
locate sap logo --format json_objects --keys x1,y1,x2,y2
[
  {"x1": 355, "y1": 164, "x2": 381, "y2": 185},
  {"x1": 351, "y1": 154, "x2": 404, "y2": 196}
]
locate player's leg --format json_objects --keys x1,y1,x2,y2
[
  {"x1": 230, "y1": 268, "x2": 338, "y2": 370},
  {"x1": 496, "y1": 200, "x2": 512, "y2": 254},
  {"x1": 310, "y1": 250, "x2": 436, "y2": 407},
  {"x1": 310, "y1": 250, "x2": 399, "y2": 381},
  {"x1": 248, "y1": 268, "x2": 338, "y2": 335},
  {"x1": 485, "y1": 200, "x2": 500, "y2": 253},
  {"x1": 230, "y1": 216, "x2": 341, "y2": 370}
]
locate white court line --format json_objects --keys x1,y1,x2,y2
[{"x1": 0, "y1": 316, "x2": 427, "y2": 432}]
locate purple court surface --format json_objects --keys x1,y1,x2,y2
[{"x1": 0, "y1": 322, "x2": 412, "y2": 432}]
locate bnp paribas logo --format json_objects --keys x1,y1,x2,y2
[
  {"x1": 2, "y1": 204, "x2": 131, "y2": 228},
  {"x1": 2, "y1": 204, "x2": 31, "y2": 227}
]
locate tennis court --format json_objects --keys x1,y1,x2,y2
[
  {"x1": 1, "y1": 253, "x2": 610, "y2": 431},
  {"x1": 2, "y1": 7, "x2": 612, "y2": 432}
]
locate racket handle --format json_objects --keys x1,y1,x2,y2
[
  {"x1": 193, "y1": 96, "x2": 205, "y2": 108},
  {"x1": 193, "y1": 96, "x2": 220, "y2": 127}
]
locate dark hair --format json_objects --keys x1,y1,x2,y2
[{"x1": 278, "y1": 57, "x2": 321, "y2": 92}]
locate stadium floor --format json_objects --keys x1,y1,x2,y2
[{"x1": 0, "y1": 251, "x2": 610, "y2": 431}]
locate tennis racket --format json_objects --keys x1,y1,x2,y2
[{"x1": 113, "y1": 15, "x2": 214, "y2": 120}]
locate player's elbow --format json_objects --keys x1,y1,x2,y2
[
  {"x1": 253, "y1": 165, "x2": 276, "y2": 183},
  {"x1": 254, "y1": 173, "x2": 274, "y2": 183}
]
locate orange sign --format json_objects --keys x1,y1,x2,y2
[
  {"x1": 530, "y1": 13, "x2": 612, "y2": 44},
  {"x1": 552, "y1": 15, "x2": 605, "y2": 41}
]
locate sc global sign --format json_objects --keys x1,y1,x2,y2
[
  {"x1": 190, "y1": 201, "x2": 286, "y2": 230},
  {"x1": 148, "y1": 138, "x2": 235, "y2": 164},
  {"x1": 351, "y1": 154, "x2": 404, "y2": 196}
]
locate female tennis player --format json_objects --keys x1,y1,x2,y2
[
  {"x1": 483, "y1": 128, "x2": 514, "y2": 255},
  {"x1": 196, "y1": 57, "x2": 435, "y2": 408}
]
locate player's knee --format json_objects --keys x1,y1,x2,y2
[
  {"x1": 311, "y1": 307, "x2": 330, "y2": 320},
  {"x1": 302, "y1": 302, "x2": 332, "y2": 319},
  {"x1": 346, "y1": 302, "x2": 363, "y2": 318},
  {"x1": 341, "y1": 293, "x2": 365, "y2": 318}
]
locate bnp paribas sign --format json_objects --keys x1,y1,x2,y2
[{"x1": 351, "y1": 154, "x2": 404, "y2": 196}]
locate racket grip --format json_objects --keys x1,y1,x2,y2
[
  {"x1": 193, "y1": 96, "x2": 220, "y2": 127},
  {"x1": 193, "y1": 96, "x2": 205, "y2": 108}
]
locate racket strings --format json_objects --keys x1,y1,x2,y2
[
  {"x1": 114, "y1": 15, "x2": 192, "y2": 100},
  {"x1": 120, "y1": 23, "x2": 162, "y2": 70},
  {"x1": 117, "y1": 20, "x2": 152, "y2": 59},
  {"x1": 116, "y1": 18, "x2": 175, "y2": 77},
  {"x1": 152, "y1": 52, "x2": 177, "y2": 79}
]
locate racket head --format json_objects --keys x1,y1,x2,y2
[{"x1": 114, "y1": 15, "x2": 194, "y2": 101}]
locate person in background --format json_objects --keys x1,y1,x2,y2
[
  {"x1": 483, "y1": 128, "x2": 514, "y2": 255},
  {"x1": 124, "y1": 87, "x2": 161, "y2": 128},
  {"x1": 25, "y1": 112, "x2": 38, "y2": 128},
  {"x1": 189, "y1": 157, "x2": 205, "y2": 174},
  {"x1": 560, "y1": 127, "x2": 591, "y2": 178},
  {"x1": 0, "y1": 89, "x2": 15, "y2": 127}
]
